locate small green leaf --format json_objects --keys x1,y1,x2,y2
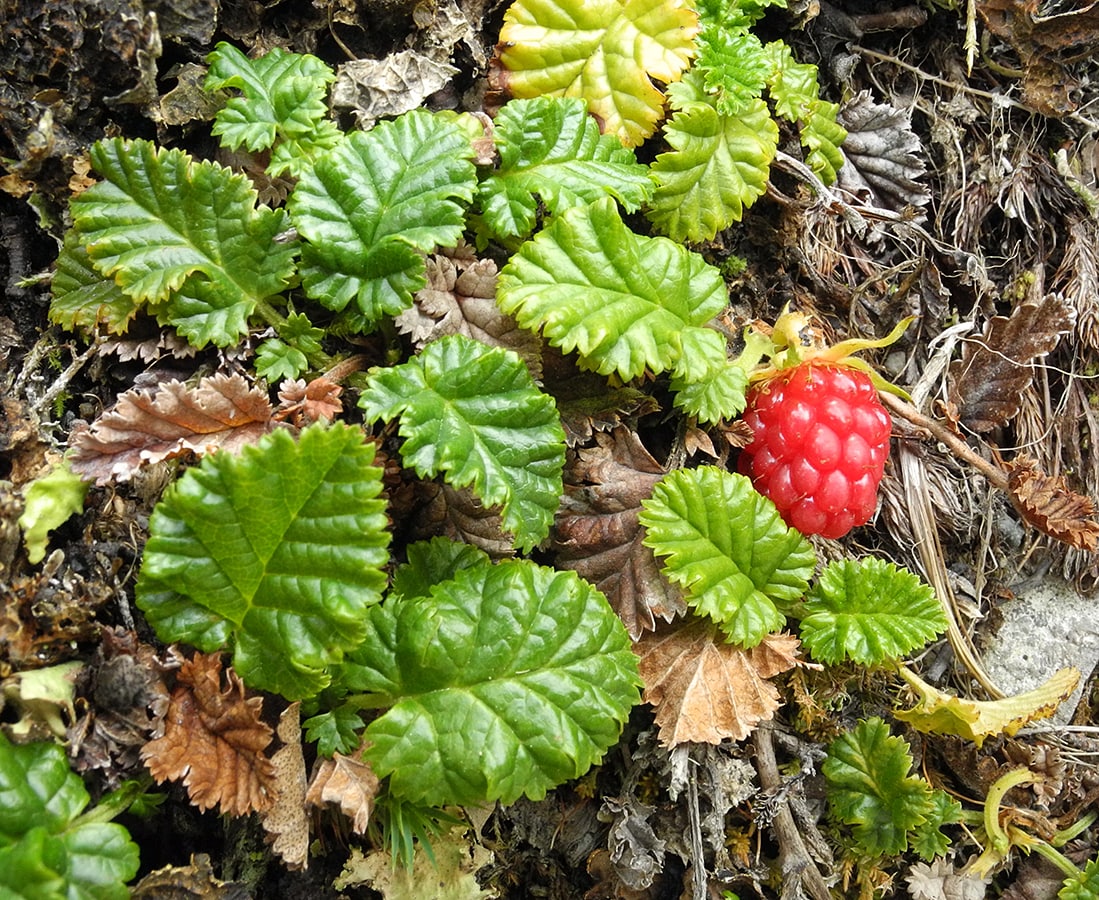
[
  {"x1": 18, "y1": 458, "x2": 89, "y2": 565},
  {"x1": 694, "y1": 28, "x2": 769, "y2": 116},
  {"x1": 478, "y1": 97, "x2": 653, "y2": 241},
  {"x1": 1061, "y1": 857, "x2": 1099, "y2": 900},
  {"x1": 797, "y1": 558, "x2": 947, "y2": 665},
  {"x1": 763, "y1": 40, "x2": 820, "y2": 122},
  {"x1": 670, "y1": 356, "x2": 749, "y2": 423},
  {"x1": 497, "y1": 197, "x2": 728, "y2": 381},
  {"x1": 136, "y1": 423, "x2": 390, "y2": 700},
  {"x1": 358, "y1": 559, "x2": 642, "y2": 806},
  {"x1": 303, "y1": 706, "x2": 367, "y2": 757},
  {"x1": 255, "y1": 338, "x2": 308, "y2": 382},
  {"x1": 823, "y1": 717, "x2": 934, "y2": 857},
  {"x1": 289, "y1": 110, "x2": 476, "y2": 333},
  {"x1": 49, "y1": 231, "x2": 141, "y2": 336},
  {"x1": 390, "y1": 537, "x2": 492, "y2": 602},
  {"x1": 647, "y1": 98, "x2": 778, "y2": 242},
  {"x1": 499, "y1": 0, "x2": 698, "y2": 147},
  {"x1": 910, "y1": 789, "x2": 963, "y2": 861},
  {"x1": 639, "y1": 467, "x2": 815, "y2": 646},
  {"x1": 359, "y1": 335, "x2": 565, "y2": 552},
  {"x1": 800, "y1": 98, "x2": 847, "y2": 185},
  {"x1": 205, "y1": 41, "x2": 341, "y2": 177},
  {"x1": 71, "y1": 138, "x2": 297, "y2": 348}
]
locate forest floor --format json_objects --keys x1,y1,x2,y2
[{"x1": 3, "y1": 1, "x2": 1099, "y2": 898}]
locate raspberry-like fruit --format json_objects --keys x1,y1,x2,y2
[{"x1": 738, "y1": 361, "x2": 891, "y2": 539}]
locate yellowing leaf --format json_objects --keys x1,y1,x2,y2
[
  {"x1": 894, "y1": 665, "x2": 1080, "y2": 747},
  {"x1": 636, "y1": 618, "x2": 801, "y2": 746},
  {"x1": 498, "y1": 0, "x2": 699, "y2": 147}
]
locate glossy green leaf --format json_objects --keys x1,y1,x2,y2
[
  {"x1": 358, "y1": 559, "x2": 642, "y2": 806},
  {"x1": 70, "y1": 138, "x2": 297, "y2": 347},
  {"x1": 205, "y1": 41, "x2": 341, "y2": 177},
  {"x1": 639, "y1": 467, "x2": 815, "y2": 646},
  {"x1": 800, "y1": 98, "x2": 847, "y2": 185},
  {"x1": 478, "y1": 97, "x2": 652, "y2": 241},
  {"x1": 498, "y1": 0, "x2": 698, "y2": 146},
  {"x1": 303, "y1": 706, "x2": 367, "y2": 757},
  {"x1": 1061, "y1": 857, "x2": 1099, "y2": 900},
  {"x1": 694, "y1": 27, "x2": 769, "y2": 115},
  {"x1": 497, "y1": 197, "x2": 728, "y2": 381},
  {"x1": 390, "y1": 537, "x2": 492, "y2": 602},
  {"x1": 49, "y1": 231, "x2": 141, "y2": 336},
  {"x1": 764, "y1": 40, "x2": 821, "y2": 122},
  {"x1": 647, "y1": 98, "x2": 778, "y2": 242},
  {"x1": 0, "y1": 735, "x2": 139, "y2": 900},
  {"x1": 136, "y1": 423, "x2": 390, "y2": 700},
  {"x1": 670, "y1": 353, "x2": 750, "y2": 424},
  {"x1": 909, "y1": 789, "x2": 963, "y2": 861},
  {"x1": 823, "y1": 717, "x2": 934, "y2": 857},
  {"x1": 359, "y1": 335, "x2": 565, "y2": 552},
  {"x1": 289, "y1": 110, "x2": 476, "y2": 333},
  {"x1": 797, "y1": 558, "x2": 947, "y2": 665}
]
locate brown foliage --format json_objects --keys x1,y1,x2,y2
[
  {"x1": 305, "y1": 746, "x2": 380, "y2": 835},
  {"x1": 1007, "y1": 456, "x2": 1099, "y2": 550}
]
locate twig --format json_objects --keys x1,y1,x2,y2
[{"x1": 753, "y1": 723, "x2": 832, "y2": 900}]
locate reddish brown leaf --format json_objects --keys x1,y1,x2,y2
[
  {"x1": 948, "y1": 294, "x2": 1075, "y2": 433},
  {"x1": 141, "y1": 651, "x2": 276, "y2": 816},
  {"x1": 276, "y1": 376, "x2": 343, "y2": 426},
  {"x1": 305, "y1": 746, "x2": 380, "y2": 835},
  {"x1": 70, "y1": 373, "x2": 275, "y2": 485},
  {"x1": 552, "y1": 427, "x2": 685, "y2": 640},
  {"x1": 1007, "y1": 456, "x2": 1099, "y2": 550},
  {"x1": 636, "y1": 619, "x2": 801, "y2": 747},
  {"x1": 261, "y1": 702, "x2": 310, "y2": 869}
]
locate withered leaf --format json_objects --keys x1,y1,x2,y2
[
  {"x1": 261, "y1": 702, "x2": 309, "y2": 870},
  {"x1": 141, "y1": 651, "x2": 276, "y2": 817},
  {"x1": 305, "y1": 747, "x2": 380, "y2": 835},
  {"x1": 552, "y1": 427, "x2": 685, "y2": 640},
  {"x1": 636, "y1": 619, "x2": 801, "y2": 747},
  {"x1": 1007, "y1": 456, "x2": 1099, "y2": 550},
  {"x1": 276, "y1": 376, "x2": 343, "y2": 426},
  {"x1": 947, "y1": 294, "x2": 1075, "y2": 433},
  {"x1": 70, "y1": 373, "x2": 274, "y2": 485},
  {"x1": 837, "y1": 90, "x2": 930, "y2": 212},
  {"x1": 416, "y1": 482, "x2": 517, "y2": 559},
  {"x1": 395, "y1": 250, "x2": 543, "y2": 379},
  {"x1": 131, "y1": 852, "x2": 250, "y2": 899}
]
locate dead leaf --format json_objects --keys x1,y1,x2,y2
[
  {"x1": 395, "y1": 250, "x2": 543, "y2": 379},
  {"x1": 906, "y1": 858, "x2": 989, "y2": 900},
  {"x1": 552, "y1": 427, "x2": 685, "y2": 640},
  {"x1": 305, "y1": 747, "x2": 380, "y2": 835},
  {"x1": 1006, "y1": 456, "x2": 1099, "y2": 550},
  {"x1": 131, "y1": 852, "x2": 250, "y2": 899},
  {"x1": 417, "y1": 482, "x2": 517, "y2": 559},
  {"x1": 276, "y1": 376, "x2": 343, "y2": 426},
  {"x1": 261, "y1": 702, "x2": 310, "y2": 870},
  {"x1": 837, "y1": 90, "x2": 930, "y2": 212},
  {"x1": 947, "y1": 294, "x2": 1075, "y2": 433},
  {"x1": 141, "y1": 651, "x2": 276, "y2": 816},
  {"x1": 331, "y1": 51, "x2": 458, "y2": 129},
  {"x1": 69, "y1": 373, "x2": 275, "y2": 485},
  {"x1": 636, "y1": 619, "x2": 801, "y2": 746}
]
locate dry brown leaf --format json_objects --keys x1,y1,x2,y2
[
  {"x1": 947, "y1": 294, "x2": 1075, "y2": 433},
  {"x1": 1007, "y1": 456, "x2": 1099, "y2": 550},
  {"x1": 141, "y1": 651, "x2": 276, "y2": 817},
  {"x1": 416, "y1": 482, "x2": 517, "y2": 558},
  {"x1": 305, "y1": 746, "x2": 380, "y2": 835},
  {"x1": 276, "y1": 376, "x2": 343, "y2": 426},
  {"x1": 395, "y1": 250, "x2": 543, "y2": 379},
  {"x1": 131, "y1": 852, "x2": 247, "y2": 899},
  {"x1": 261, "y1": 702, "x2": 310, "y2": 870},
  {"x1": 552, "y1": 427, "x2": 685, "y2": 640},
  {"x1": 70, "y1": 373, "x2": 275, "y2": 485},
  {"x1": 636, "y1": 619, "x2": 801, "y2": 747}
]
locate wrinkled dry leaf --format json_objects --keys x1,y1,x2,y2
[
  {"x1": 131, "y1": 852, "x2": 248, "y2": 899},
  {"x1": 261, "y1": 702, "x2": 309, "y2": 870},
  {"x1": 331, "y1": 51, "x2": 458, "y2": 129},
  {"x1": 636, "y1": 619, "x2": 801, "y2": 746},
  {"x1": 141, "y1": 651, "x2": 276, "y2": 816},
  {"x1": 906, "y1": 857, "x2": 988, "y2": 900},
  {"x1": 333, "y1": 829, "x2": 494, "y2": 898},
  {"x1": 598, "y1": 795, "x2": 666, "y2": 891},
  {"x1": 305, "y1": 747, "x2": 380, "y2": 836},
  {"x1": 276, "y1": 376, "x2": 343, "y2": 426},
  {"x1": 947, "y1": 294, "x2": 1075, "y2": 433},
  {"x1": 395, "y1": 251, "x2": 542, "y2": 379},
  {"x1": 837, "y1": 90, "x2": 930, "y2": 212},
  {"x1": 70, "y1": 373, "x2": 274, "y2": 485},
  {"x1": 416, "y1": 483, "x2": 516, "y2": 559},
  {"x1": 1054, "y1": 218, "x2": 1099, "y2": 349},
  {"x1": 1007, "y1": 456, "x2": 1099, "y2": 550},
  {"x1": 552, "y1": 427, "x2": 684, "y2": 640}
]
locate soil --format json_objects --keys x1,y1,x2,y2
[{"x1": 3, "y1": 1, "x2": 1099, "y2": 898}]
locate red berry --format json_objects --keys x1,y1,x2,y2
[{"x1": 738, "y1": 362, "x2": 891, "y2": 539}]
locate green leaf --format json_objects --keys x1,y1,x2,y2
[
  {"x1": 390, "y1": 537, "x2": 492, "y2": 602},
  {"x1": 49, "y1": 231, "x2": 141, "y2": 336},
  {"x1": 359, "y1": 335, "x2": 565, "y2": 552},
  {"x1": 639, "y1": 467, "x2": 815, "y2": 646},
  {"x1": 0, "y1": 735, "x2": 139, "y2": 900},
  {"x1": 206, "y1": 41, "x2": 341, "y2": 177},
  {"x1": 289, "y1": 110, "x2": 476, "y2": 333},
  {"x1": 71, "y1": 138, "x2": 297, "y2": 347},
  {"x1": 797, "y1": 558, "x2": 948, "y2": 665},
  {"x1": 303, "y1": 706, "x2": 367, "y2": 757},
  {"x1": 18, "y1": 458, "x2": 89, "y2": 565},
  {"x1": 823, "y1": 717, "x2": 934, "y2": 857},
  {"x1": 255, "y1": 338, "x2": 308, "y2": 382},
  {"x1": 909, "y1": 789, "x2": 963, "y2": 861},
  {"x1": 763, "y1": 40, "x2": 820, "y2": 122},
  {"x1": 478, "y1": 97, "x2": 652, "y2": 241},
  {"x1": 670, "y1": 355, "x2": 750, "y2": 423},
  {"x1": 358, "y1": 559, "x2": 642, "y2": 806},
  {"x1": 800, "y1": 98, "x2": 847, "y2": 185},
  {"x1": 694, "y1": 28, "x2": 769, "y2": 116},
  {"x1": 498, "y1": 0, "x2": 698, "y2": 147},
  {"x1": 136, "y1": 423, "x2": 390, "y2": 700},
  {"x1": 1061, "y1": 857, "x2": 1099, "y2": 900},
  {"x1": 647, "y1": 98, "x2": 778, "y2": 242},
  {"x1": 497, "y1": 197, "x2": 728, "y2": 381}
]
